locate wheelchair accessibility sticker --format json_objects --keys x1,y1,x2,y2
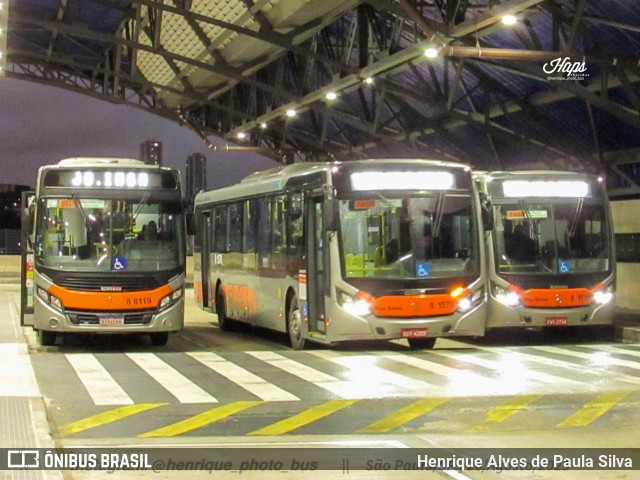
[
  {"x1": 558, "y1": 260, "x2": 571, "y2": 273},
  {"x1": 416, "y1": 262, "x2": 431, "y2": 278},
  {"x1": 112, "y1": 256, "x2": 127, "y2": 271}
]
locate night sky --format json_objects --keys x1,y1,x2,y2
[{"x1": 0, "y1": 77, "x2": 277, "y2": 190}]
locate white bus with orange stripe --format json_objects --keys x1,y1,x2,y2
[
  {"x1": 193, "y1": 160, "x2": 487, "y2": 349},
  {"x1": 30, "y1": 158, "x2": 190, "y2": 346},
  {"x1": 477, "y1": 170, "x2": 615, "y2": 331}
]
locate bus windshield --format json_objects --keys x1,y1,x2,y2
[
  {"x1": 493, "y1": 200, "x2": 611, "y2": 274},
  {"x1": 339, "y1": 194, "x2": 477, "y2": 279},
  {"x1": 35, "y1": 197, "x2": 184, "y2": 272}
]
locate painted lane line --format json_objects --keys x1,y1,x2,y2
[
  {"x1": 59, "y1": 403, "x2": 167, "y2": 436},
  {"x1": 357, "y1": 398, "x2": 449, "y2": 433},
  {"x1": 558, "y1": 391, "x2": 632, "y2": 428},
  {"x1": 139, "y1": 401, "x2": 264, "y2": 437},
  {"x1": 66, "y1": 354, "x2": 133, "y2": 405},
  {"x1": 249, "y1": 399, "x2": 359, "y2": 436},
  {"x1": 247, "y1": 351, "x2": 384, "y2": 399},
  {"x1": 187, "y1": 352, "x2": 299, "y2": 402},
  {"x1": 126, "y1": 353, "x2": 217, "y2": 404}
]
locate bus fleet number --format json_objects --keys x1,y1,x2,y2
[{"x1": 126, "y1": 297, "x2": 153, "y2": 306}]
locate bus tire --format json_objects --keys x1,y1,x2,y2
[
  {"x1": 150, "y1": 332, "x2": 169, "y2": 346},
  {"x1": 408, "y1": 337, "x2": 436, "y2": 350},
  {"x1": 38, "y1": 330, "x2": 56, "y2": 347},
  {"x1": 287, "y1": 294, "x2": 306, "y2": 350},
  {"x1": 216, "y1": 288, "x2": 231, "y2": 331}
]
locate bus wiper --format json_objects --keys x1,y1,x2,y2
[
  {"x1": 132, "y1": 192, "x2": 150, "y2": 222},
  {"x1": 432, "y1": 193, "x2": 445, "y2": 238},
  {"x1": 568, "y1": 198, "x2": 584, "y2": 238},
  {"x1": 71, "y1": 191, "x2": 88, "y2": 225}
]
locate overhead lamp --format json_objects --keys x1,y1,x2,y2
[
  {"x1": 260, "y1": 122, "x2": 268, "y2": 129},
  {"x1": 501, "y1": 14, "x2": 517, "y2": 26},
  {"x1": 236, "y1": 132, "x2": 246, "y2": 140},
  {"x1": 424, "y1": 47, "x2": 439, "y2": 59},
  {"x1": 325, "y1": 91, "x2": 338, "y2": 101},
  {"x1": 364, "y1": 77, "x2": 374, "y2": 85},
  {"x1": 286, "y1": 109, "x2": 296, "y2": 118}
]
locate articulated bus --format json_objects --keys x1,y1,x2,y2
[
  {"x1": 29, "y1": 158, "x2": 189, "y2": 346},
  {"x1": 193, "y1": 160, "x2": 487, "y2": 349},
  {"x1": 477, "y1": 170, "x2": 615, "y2": 331}
]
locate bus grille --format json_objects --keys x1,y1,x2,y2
[
  {"x1": 67, "y1": 312, "x2": 154, "y2": 325},
  {"x1": 56, "y1": 276, "x2": 163, "y2": 292}
]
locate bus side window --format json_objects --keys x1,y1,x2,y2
[
  {"x1": 228, "y1": 202, "x2": 242, "y2": 252},
  {"x1": 244, "y1": 199, "x2": 257, "y2": 253},
  {"x1": 213, "y1": 205, "x2": 227, "y2": 252}
]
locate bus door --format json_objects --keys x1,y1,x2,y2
[
  {"x1": 201, "y1": 211, "x2": 212, "y2": 310},
  {"x1": 304, "y1": 194, "x2": 327, "y2": 334},
  {"x1": 20, "y1": 191, "x2": 35, "y2": 326}
]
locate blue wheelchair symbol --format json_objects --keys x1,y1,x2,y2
[
  {"x1": 113, "y1": 256, "x2": 127, "y2": 271},
  {"x1": 558, "y1": 260, "x2": 571, "y2": 273},
  {"x1": 301, "y1": 303, "x2": 309, "y2": 321},
  {"x1": 416, "y1": 262, "x2": 431, "y2": 278}
]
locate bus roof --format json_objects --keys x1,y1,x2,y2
[
  {"x1": 195, "y1": 159, "x2": 473, "y2": 205},
  {"x1": 56, "y1": 157, "x2": 147, "y2": 167}
]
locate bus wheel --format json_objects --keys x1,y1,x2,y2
[
  {"x1": 38, "y1": 330, "x2": 56, "y2": 347},
  {"x1": 408, "y1": 337, "x2": 436, "y2": 350},
  {"x1": 287, "y1": 295, "x2": 306, "y2": 350},
  {"x1": 150, "y1": 332, "x2": 169, "y2": 346},
  {"x1": 216, "y1": 288, "x2": 231, "y2": 331}
]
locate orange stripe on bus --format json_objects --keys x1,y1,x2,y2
[
  {"x1": 510, "y1": 286, "x2": 592, "y2": 308},
  {"x1": 49, "y1": 284, "x2": 173, "y2": 311},
  {"x1": 372, "y1": 294, "x2": 456, "y2": 318}
]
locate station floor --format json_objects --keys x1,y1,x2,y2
[{"x1": 2, "y1": 279, "x2": 640, "y2": 480}]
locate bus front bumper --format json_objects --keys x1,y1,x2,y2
[{"x1": 33, "y1": 296, "x2": 185, "y2": 334}]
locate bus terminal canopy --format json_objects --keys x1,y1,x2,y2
[{"x1": 4, "y1": 0, "x2": 640, "y2": 195}]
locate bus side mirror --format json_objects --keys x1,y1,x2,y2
[
  {"x1": 480, "y1": 192, "x2": 493, "y2": 231},
  {"x1": 186, "y1": 212, "x2": 196, "y2": 236},
  {"x1": 323, "y1": 198, "x2": 339, "y2": 232}
]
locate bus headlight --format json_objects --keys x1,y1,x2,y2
[
  {"x1": 494, "y1": 285, "x2": 521, "y2": 307},
  {"x1": 159, "y1": 288, "x2": 183, "y2": 311},
  {"x1": 455, "y1": 288, "x2": 484, "y2": 313},
  {"x1": 37, "y1": 287, "x2": 63, "y2": 312},
  {"x1": 338, "y1": 290, "x2": 372, "y2": 317},
  {"x1": 593, "y1": 286, "x2": 613, "y2": 305}
]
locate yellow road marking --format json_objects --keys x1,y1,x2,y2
[
  {"x1": 486, "y1": 394, "x2": 543, "y2": 423},
  {"x1": 249, "y1": 399, "x2": 359, "y2": 436},
  {"x1": 59, "y1": 403, "x2": 167, "y2": 436},
  {"x1": 139, "y1": 401, "x2": 264, "y2": 437},
  {"x1": 357, "y1": 398, "x2": 448, "y2": 433},
  {"x1": 558, "y1": 391, "x2": 632, "y2": 428}
]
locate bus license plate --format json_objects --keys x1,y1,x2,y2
[
  {"x1": 545, "y1": 316, "x2": 569, "y2": 326},
  {"x1": 401, "y1": 328, "x2": 429, "y2": 339},
  {"x1": 99, "y1": 315, "x2": 125, "y2": 326}
]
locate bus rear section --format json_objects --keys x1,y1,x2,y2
[
  {"x1": 194, "y1": 160, "x2": 487, "y2": 349},
  {"x1": 480, "y1": 171, "x2": 615, "y2": 331},
  {"x1": 30, "y1": 158, "x2": 188, "y2": 346}
]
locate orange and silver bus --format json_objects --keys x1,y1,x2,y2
[
  {"x1": 30, "y1": 158, "x2": 189, "y2": 346},
  {"x1": 193, "y1": 160, "x2": 487, "y2": 349},
  {"x1": 477, "y1": 170, "x2": 615, "y2": 330}
]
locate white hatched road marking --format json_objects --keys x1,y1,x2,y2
[
  {"x1": 187, "y1": 351, "x2": 299, "y2": 401},
  {"x1": 126, "y1": 353, "x2": 217, "y2": 404},
  {"x1": 247, "y1": 351, "x2": 398, "y2": 398},
  {"x1": 433, "y1": 349, "x2": 589, "y2": 393},
  {"x1": 526, "y1": 345, "x2": 640, "y2": 385},
  {"x1": 66, "y1": 354, "x2": 133, "y2": 405},
  {"x1": 309, "y1": 350, "x2": 440, "y2": 394},
  {"x1": 375, "y1": 352, "x2": 507, "y2": 396}
]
